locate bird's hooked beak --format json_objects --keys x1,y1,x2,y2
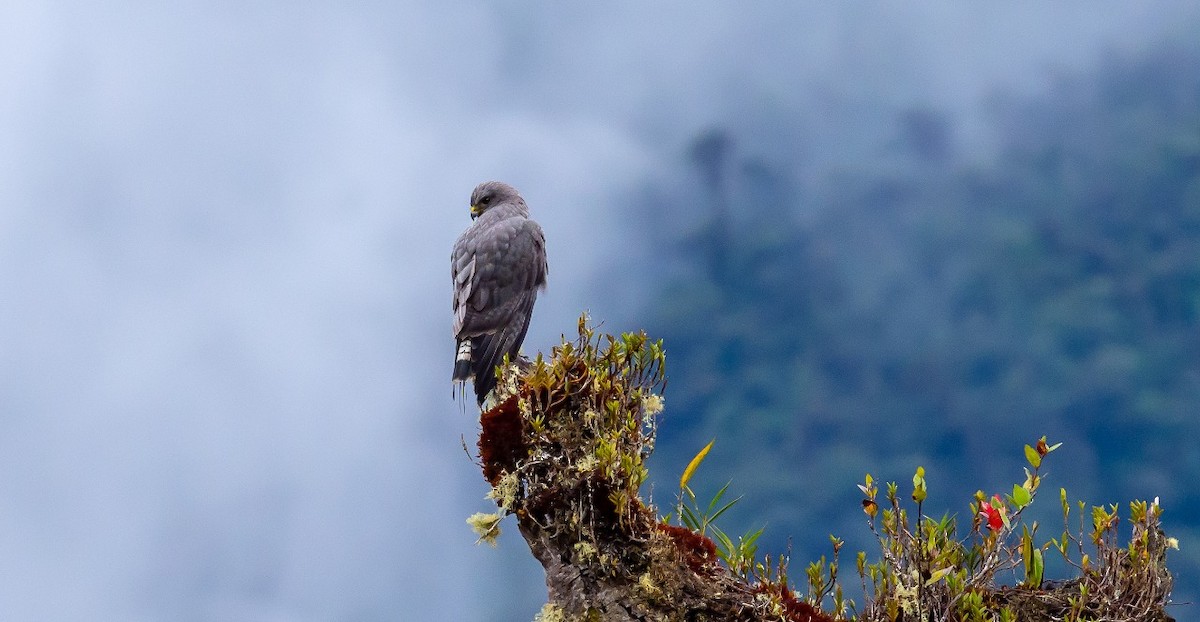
[{"x1": 469, "y1": 204, "x2": 481, "y2": 220}]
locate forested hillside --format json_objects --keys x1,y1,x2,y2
[{"x1": 642, "y1": 42, "x2": 1200, "y2": 611}]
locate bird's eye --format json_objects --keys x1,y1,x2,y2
[{"x1": 480, "y1": 196, "x2": 491, "y2": 205}]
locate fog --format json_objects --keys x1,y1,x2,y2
[{"x1": 1, "y1": 2, "x2": 1196, "y2": 620}]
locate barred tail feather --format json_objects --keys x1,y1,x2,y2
[
  {"x1": 453, "y1": 340, "x2": 472, "y2": 381},
  {"x1": 457, "y1": 295, "x2": 538, "y2": 407}
]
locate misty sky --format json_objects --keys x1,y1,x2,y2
[{"x1": 2, "y1": 2, "x2": 1197, "y2": 621}]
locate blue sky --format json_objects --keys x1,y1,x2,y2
[{"x1": 1, "y1": 2, "x2": 1197, "y2": 620}]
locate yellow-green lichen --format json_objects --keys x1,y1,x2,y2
[
  {"x1": 467, "y1": 511, "x2": 503, "y2": 547},
  {"x1": 532, "y1": 603, "x2": 567, "y2": 622},
  {"x1": 486, "y1": 471, "x2": 520, "y2": 511},
  {"x1": 573, "y1": 541, "x2": 598, "y2": 563},
  {"x1": 637, "y1": 572, "x2": 662, "y2": 598}
]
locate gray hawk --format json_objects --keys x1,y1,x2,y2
[{"x1": 451, "y1": 181, "x2": 548, "y2": 405}]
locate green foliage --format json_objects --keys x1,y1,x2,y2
[
  {"x1": 845, "y1": 439, "x2": 1171, "y2": 621},
  {"x1": 475, "y1": 314, "x2": 668, "y2": 578},
  {"x1": 512, "y1": 314, "x2": 667, "y2": 522},
  {"x1": 849, "y1": 438, "x2": 1060, "y2": 619},
  {"x1": 671, "y1": 440, "x2": 765, "y2": 577},
  {"x1": 671, "y1": 436, "x2": 1175, "y2": 621}
]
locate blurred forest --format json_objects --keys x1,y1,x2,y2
[{"x1": 641, "y1": 42, "x2": 1200, "y2": 611}]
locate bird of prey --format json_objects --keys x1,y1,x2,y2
[{"x1": 452, "y1": 181, "x2": 548, "y2": 406}]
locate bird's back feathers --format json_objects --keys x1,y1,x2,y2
[{"x1": 451, "y1": 189, "x2": 547, "y2": 406}]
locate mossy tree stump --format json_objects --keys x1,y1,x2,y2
[{"x1": 474, "y1": 318, "x2": 832, "y2": 621}]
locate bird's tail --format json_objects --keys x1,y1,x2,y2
[{"x1": 453, "y1": 339, "x2": 473, "y2": 381}]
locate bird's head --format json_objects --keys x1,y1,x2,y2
[{"x1": 469, "y1": 181, "x2": 522, "y2": 220}]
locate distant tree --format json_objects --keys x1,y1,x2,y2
[{"x1": 640, "y1": 41, "x2": 1200, "y2": 608}]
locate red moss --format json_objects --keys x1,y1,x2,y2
[
  {"x1": 655, "y1": 522, "x2": 718, "y2": 574},
  {"x1": 478, "y1": 394, "x2": 526, "y2": 485},
  {"x1": 751, "y1": 582, "x2": 838, "y2": 622}
]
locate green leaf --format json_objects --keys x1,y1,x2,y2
[
  {"x1": 705, "y1": 481, "x2": 731, "y2": 516},
  {"x1": 1012, "y1": 484, "x2": 1033, "y2": 508},
  {"x1": 742, "y1": 527, "x2": 765, "y2": 550},
  {"x1": 925, "y1": 566, "x2": 953, "y2": 586},
  {"x1": 1031, "y1": 548, "x2": 1044, "y2": 586},
  {"x1": 707, "y1": 495, "x2": 743, "y2": 526},
  {"x1": 680, "y1": 504, "x2": 700, "y2": 531},
  {"x1": 712, "y1": 526, "x2": 734, "y2": 558},
  {"x1": 1024, "y1": 444, "x2": 1041, "y2": 468}
]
